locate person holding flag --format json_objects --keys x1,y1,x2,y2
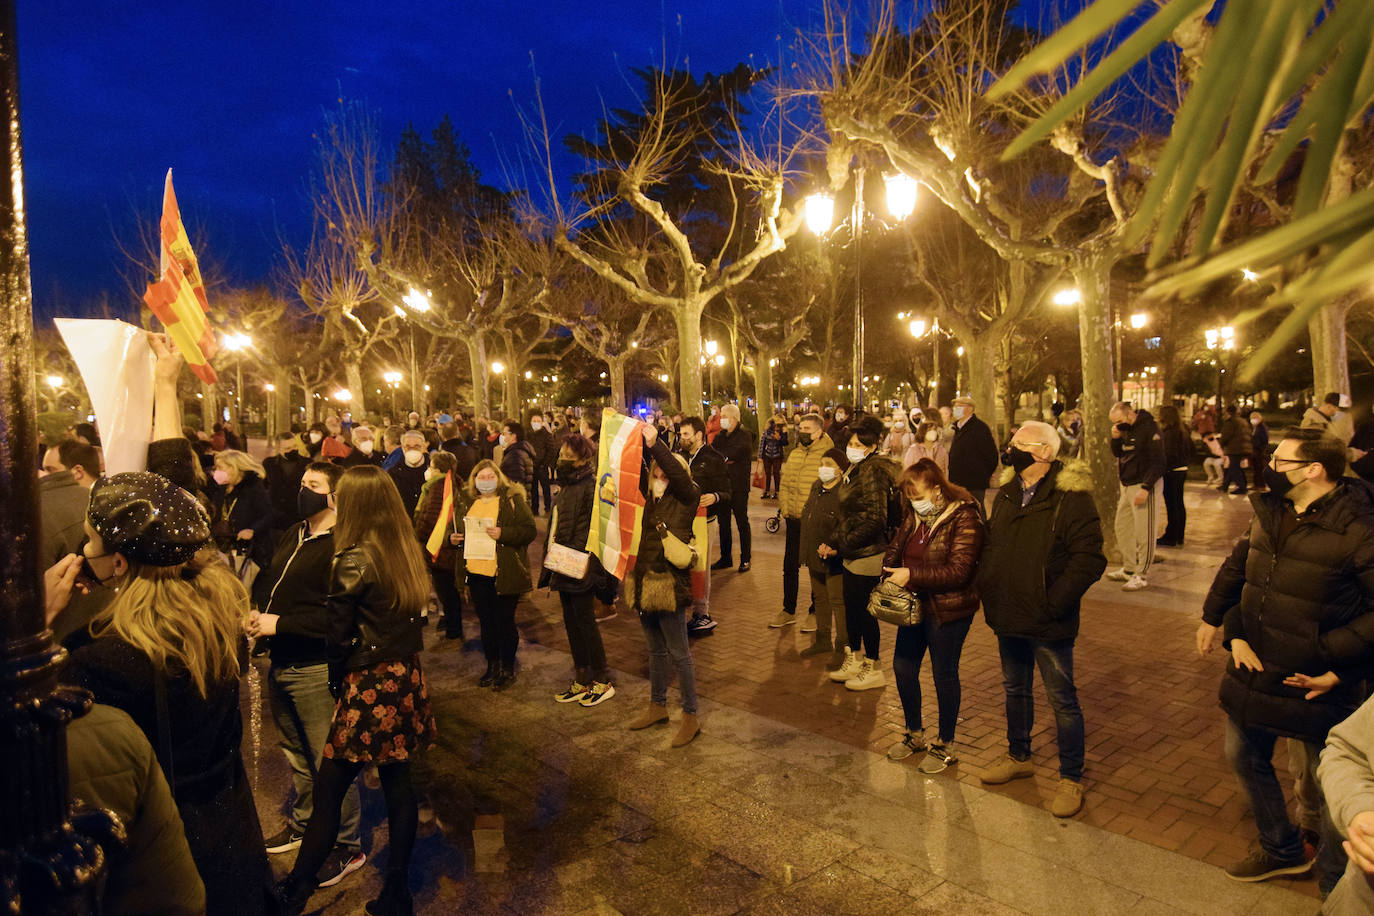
[
  {"x1": 413, "y1": 451, "x2": 466, "y2": 641},
  {"x1": 143, "y1": 169, "x2": 218, "y2": 385}
]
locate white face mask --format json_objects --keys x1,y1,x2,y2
[
  {"x1": 845, "y1": 446, "x2": 868, "y2": 464},
  {"x1": 425, "y1": 468, "x2": 440, "y2": 482},
  {"x1": 651, "y1": 478, "x2": 668, "y2": 499},
  {"x1": 357, "y1": 440, "x2": 374, "y2": 455},
  {"x1": 308, "y1": 432, "x2": 323, "y2": 444},
  {"x1": 817, "y1": 466, "x2": 838, "y2": 483},
  {"x1": 912, "y1": 497, "x2": 939, "y2": 516},
  {"x1": 475, "y1": 477, "x2": 498, "y2": 494},
  {"x1": 953, "y1": 406, "x2": 968, "y2": 421},
  {"x1": 499, "y1": 434, "x2": 512, "y2": 447},
  {"x1": 720, "y1": 418, "x2": 733, "y2": 431},
  {"x1": 531, "y1": 421, "x2": 543, "y2": 431},
  {"x1": 925, "y1": 429, "x2": 938, "y2": 443},
  {"x1": 404, "y1": 448, "x2": 425, "y2": 467}
]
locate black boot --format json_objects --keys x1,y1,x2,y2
[
  {"x1": 364, "y1": 868, "x2": 413, "y2": 916},
  {"x1": 478, "y1": 660, "x2": 498, "y2": 688},
  {"x1": 492, "y1": 664, "x2": 517, "y2": 691},
  {"x1": 274, "y1": 873, "x2": 314, "y2": 916}
]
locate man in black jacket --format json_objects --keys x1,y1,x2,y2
[
  {"x1": 1197, "y1": 428, "x2": 1374, "y2": 890},
  {"x1": 678, "y1": 416, "x2": 730, "y2": 634},
  {"x1": 976, "y1": 420, "x2": 1106, "y2": 820},
  {"x1": 1106, "y1": 401, "x2": 1165, "y2": 592},
  {"x1": 526, "y1": 413, "x2": 556, "y2": 515},
  {"x1": 711, "y1": 403, "x2": 756, "y2": 573},
  {"x1": 264, "y1": 433, "x2": 309, "y2": 532},
  {"x1": 246, "y1": 461, "x2": 364, "y2": 885},
  {"x1": 499, "y1": 420, "x2": 536, "y2": 489},
  {"x1": 947, "y1": 396, "x2": 998, "y2": 510}
]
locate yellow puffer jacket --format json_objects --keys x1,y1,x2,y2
[{"x1": 779, "y1": 432, "x2": 835, "y2": 519}]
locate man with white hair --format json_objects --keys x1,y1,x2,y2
[
  {"x1": 976, "y1": 419, "x2": 1106, "y2": 819},
  {"x1": 711, "y1": 403, "x2": 756, "y2": 573}
]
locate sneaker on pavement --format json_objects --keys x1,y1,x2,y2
[
  {"x1": 710, "y1": 558, "x2": 734, "y2": 571},
  {"x1": 738, "y1": 561, "x2": 751, "y2": 573},
  {"x1": 1122, "y1": 574, "x2": 1148, "y2": 592},
  {"x1": 800, "y1": 613, "x2": 817, "y2": 633},
  {"x1": 844, "y1": 659, "x2": 886, "y2": 691},
  {"x1": 768, "y1": 610, "x2": 797, "y2": 628},
  {"x1": 918, "y1": 744, "x2": 958, "y2": 775},
  {"x1": 555, "y1": 682, "x2": 589, "y2": 704},
  {"x1": 1105, "y1": 568, "x2": 1130, "y2": 582},
  {"x1": 264, "y1": 824, "x2": 303, "y2": 854},
  {"x1": 1224, "y1": 848, "x2": 1311, "y2": 882},
  {"x1": 827, "y1": 647, "x2": 860, "y2": 682},
  {"x1": 1051, "y1": 778, "x2": 1085, "y2": 817},
  {"x1": 579, "y1": 682, "x2": 616, "y2": 707},
  {"x1": 316, "y1": 845, "x2": 366, "y2": 888},
  {"x1": 594, "y1": 604, "x2": 618, "y2": 623},
  {"x1": 687, "y1": 614, "x2": 717, "y2": 635},
  {"x1": 980, "y1": 754, "x2": 1035, "y2": 785},
  {"x1": 886, "y1": 731, "x2": 926, "y2": 761}
]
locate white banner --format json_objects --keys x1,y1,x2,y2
[{"x1": 54, "y1": 319, "x2": 155, "y2": 475}]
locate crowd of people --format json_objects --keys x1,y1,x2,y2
[{"x1": 32, "y1": 332, "x2": 1374, "y2": 912}]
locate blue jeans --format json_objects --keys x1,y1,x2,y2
[
  {"x1": 1224, "y1": 719, "x2": 1345, "y2": 890},
  {"x1": 268, "y1": 663, "x2": 361, "y2": 848},
  {"x1": 639, "y1": 608, "x2": 697, "y2": 714},
  {"x1": 893, "y1": 615, "x2": 973, "y2": 742},
  {"x1": 997, "y1": 636, "x2": 1085, "y2": 781}
]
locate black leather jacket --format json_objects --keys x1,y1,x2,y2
[{"x1": 326, "y1": 544, "x2": 424, "y2": 689}]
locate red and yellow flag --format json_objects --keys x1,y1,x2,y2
[
  {"x1": 425, "y1": 471, "x2": 456, "y2": 561},
  {"x1": 142, "y1": 170, "x2": 217, "y2": 383}
]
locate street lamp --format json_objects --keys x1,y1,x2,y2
[
  {"x1": 45, "y1": 374, "x2": 62, "y2": 388},
  {"x1": 334, "y1": 389, "x2": 352, "y2": 404},
  {"x1": 221, "y1": 332, "x2": 252, "y2": 428},
  {"x1": 804, "y1": 194, "x2": 834, "y2": 235},
  {"x1": 885, "y1": 172, "x2": 919, "y2": 220},
  {"x1": 384, "y1": 371, "x2": 402, "y2": 418},
  {"x1": 1205, "y1": 326, "x2": 1236, "y2": 405},
  {"x1": 1129, "y1": 312, "x2": 1148, "y2": 330},
  {"x1": 1052, "y1": 288, "x2": 1083, "y2": 307},
  {"x1": 491, "y1": 361, "x2": 505, "y2": 375}
]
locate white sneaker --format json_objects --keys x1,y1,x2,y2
[
  {"x1": 1105, "y1": 568, "x2": 1130, "y2": 582},
  {"x1": 844, "y1": 659, "x2": 886, "y2": 691},
  {"x1": 800, "y1": 613, "x2": 817, "y2": 633},
  {"x1": 827, "y1": 647, "x2": 860, "y2": 682},
  {"x1": 1123, "y1": 574, "x2": 1148, "y2": 591}
]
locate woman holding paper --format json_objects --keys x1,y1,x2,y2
[
  {"x1": 453, "y1": 459, "x2": 537, "y2": 690},
  {"x1": 539, "y1": 433, "x2": 616, "y2": 707}
]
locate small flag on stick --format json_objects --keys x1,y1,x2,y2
[
  {"x1": 142, "y1": 169, "x2": 217, "y2": 383},
  {"x1": 425, "y1": 471, "x2": 456, "y2": 561}
]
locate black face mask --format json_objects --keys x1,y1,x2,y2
[
  {"x1": 298, "y1": 486, "x2": 330, "y2": 520},
  {"x1": 79, "y1": 553, "x2": 117, "y2": 590},
  {"x1": 556, "y1": 459, "x2": 581, "y2": 478},
  {"x1": 1001, "y1": 447, "x2": 1035, "y2": 472},
  {"x1": 1262, "y1": 467, "x2": 1295, "y2": 497},
  {"x1": 798, "y1": 432, "x2": 813, "y2": 447},
  {"x1": 1115, "y1": 422, "x2": 1132, "y2": 434}
]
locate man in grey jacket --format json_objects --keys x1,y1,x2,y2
[{"x1": 1319, "y1": 696, "x2": 1374, "y2": 913}]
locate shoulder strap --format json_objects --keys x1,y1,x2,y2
[{"x1": 153, "y1": 668, "x2": 177, "y2": 799}]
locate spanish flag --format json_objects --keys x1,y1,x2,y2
[
  {"x1": 586, "y1": 409, "x2": 646, "y2": 580},
  {"x1": 425, "y1": 471, "x2": 456, "y2": 561},
  {"x1": 142, "y1": 170, "x2": 217, "y2": 384},
  {"x1": 689, "y1": 504, "x2": 709, "y2": 602}
]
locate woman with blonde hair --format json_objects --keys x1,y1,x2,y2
[
  {"x1": 212, "y1": 447, "x2": 275, "y2": 573},
  {"x1": 452, "y1": 458, "x2": 537, "y2": 689},
  {"x1": 56, "y1": 471, "x2": 275, "y2": 914},
  {"x1": 278, "y1": 464, "x2": 435, "y2": 916}
]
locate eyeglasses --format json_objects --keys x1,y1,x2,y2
[{"x1": 1270, "y1": 458, "x2": 1313, "y2": 470}]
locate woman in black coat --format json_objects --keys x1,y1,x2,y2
[
  {"x1": 212, "y1": 450, "x2": 276, "y2": 572},
  {"x1": 539, "y1": 434, "x2": 616, "y2": 707}
]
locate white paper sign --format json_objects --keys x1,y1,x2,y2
[
  {"x1": 463, "y1": 517, "x2": 497, "y2": 561},
  {"x1": 54, "y1": 318, "x2": 155, "y2": 475}
]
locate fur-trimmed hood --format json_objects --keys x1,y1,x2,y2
[{"x1": 997, "y1": 457, "x2": 1094, "y2": 492}]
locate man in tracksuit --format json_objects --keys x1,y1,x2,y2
[
  {"x1": 247, "y1": 461, "x2": 365, "y2": 887},
  {"x1": 678, "y1": 416, "x2": 731, "y2": 635},
  {"x1": 1107, "y1": 401, "x2": 1165, "y2": 592}
]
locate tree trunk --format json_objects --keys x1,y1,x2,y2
[
  {"x1": 965, "y1": 335, "x2": 999, "y2": 436},
  {"x1": 1073, "y1": 257, "x2": 1121, "y2": 564},
  {"x1": 344, "y1": 360, "x2": 365, "y2": 419},
  {"x1": 271, "y1": 365, "x2": 290, "y2": 439},
  {"x1": 675, "y1": 301, "x2": 704, "y2": 415},
  {"x1": 608, "y1": 356, "x2": 629, "y2": 412},
  {"x1": 200, "y1": 379, "x2": 216, "y2": 429},
  {"x1": 465, "y1": 334, "x2": 489, "y2": 418},
  {"x1": 1308, "y1": 298, "x2": 1351, "y2": 400},
  {"x1": 754, "y1": 350, "x2": 774, "y2": 416}
]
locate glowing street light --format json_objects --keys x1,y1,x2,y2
[
  {"x1": 264, "y1": 383, "x2": 275, "y2": 392},
  {"x1": 908, "y1": 319, "x2": 927, "y2": 339},
  {"x1": 402, "y1": 287, "x2": 432, "y2": 313},
  {"x1": 659, "y1": 374, "x2": 670, "y2": 383},
  {"x1": 1129, "y1": 312, "x2": 1148, "y2": 330},
  {"x1": 490, "y1": 361, "x2": 505, "y2": 375},
  {"x1": 804, "y1": 193, "x2": 835, "y2": 234},
  {"x1": 333, "y1": 389, "x2": 352, "y2": 403},
  {"x1": 45, "y1": 375, "x2": 63, "y2": 388},
  {"x1": 383, "y1": 371, "x2": 403, "y2": 386},
  {"x1": 524, "y1": 370, "x2": 532, "y2": 380},
  {"x1": 1052, "y1": 288, "x2": 1082, "y2": 307},
  {"x1": 1241, "y1": 268, "x2": 1259, "y2": 282},
  {"x1": 222, "y1": 332, "x2": 252, "y2": 351},
  {"x1": 704, "y1": 339, "x2": 718, "y2": 357},
  {"x1": 713, "y1": 353, "x2": 725, "y2": 367},
  {"x1": 885, "y1": 172, "x2": 919, "y2": 220}
]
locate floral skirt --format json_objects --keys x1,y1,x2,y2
[{"x1": 325, "y1": 656, "x2": 435, "y2": 764}]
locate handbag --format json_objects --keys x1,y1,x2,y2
[
  {"x1": 655, "y1": 520, "x2": 697, "y2": 570},
  {"x1": 867, "y1": 577, "x2": 922, "y2": 626},
  {"x1": 543, "y1": 507, "x2": 592, "y2": 578},
  {"x1": 637, "y1": 569, "x2": 679, "y2": 613}
]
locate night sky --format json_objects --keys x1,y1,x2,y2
[{"x1": 18, "y1": 1, "x2": 822, "y2": 317}]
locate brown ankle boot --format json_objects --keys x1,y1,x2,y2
[
  {"x1": 671, "y1": 713, "x2": 700, "y2": 747},
  {"x1": 627, "y1": 702, "x2": 669, "y2": 730}
]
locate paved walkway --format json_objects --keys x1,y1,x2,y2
[{"x1": 244, "y1": 479, "x2": 1320, "y2": 913}]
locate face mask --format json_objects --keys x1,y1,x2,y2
[
  {"x1": 1001, "y1": 447, "x2": 1035, "y2": 472},
  {"x1": 1114, "y1": 422, "x2": 1132, "y2": 433},
  {"x1": 925, "y1": 430, "x2": 938, "y2": 443},
  {"x1": 798, "y1": 432, "x2": 813, "y2": 447},
  {"x1": 1070, "y1": 421, "x2": 1081, "y2": 434},
  {"x1": 651, "y1": 478, "x2": 668, "y2": 498},
  {"x1": 298, "y1": 486, "x2": 330, "y2": 519},
  {"x1": 952, "y1": 407, "x2": 967, "y2": 421},
  {"x1": 845, "y1": 446, "x2": 868, "y2": 464},
  {"x1": 475, "y1": 477, "x2": 498, "y2": 494},
  {"x1": 212, "y1": 468, "x2": 230, "y2": 486},
  {"x1": 912, "y1": 498, "x2": 939, "y2": 517},
  {"x1": 1250, "y1": 417, "x2": 1261, "y2": 427},
  {"x1": 531, "y1": 421, "x2": 543, "y2": 431},
  {"x1": 556, "y1": 459, "x2": 579, "y2": 477},
  {"x1": 499, "y1": 434, "x2": 512, "y2": 447},
  {"x1": 404, "y1": 449, "x2": 425, "y2": 468},
  {"x1": 357, "y1": 440, "x2": 374, "y2": 455},
  {"x1": 425, "y1": 468, "x2": 440, "y2": 482},
  {"x1": 720, "y1": 419, "x2": 733, "y2": 431},
  {"x1": 834, "y1": 413, "x2": 847, "y2": 423},
  {"x1": 80, "y1": 553, "x2": 117, "y2": 589},
  {"x1": 1263, "y1": 466, "x2": 1297, "y2": 497},
  {"x1": 308, "y1": 432, "x2": 323, "y2": 444},
  {"x1": 818, "y1": 466, "x2": 838, "y2": 483}
]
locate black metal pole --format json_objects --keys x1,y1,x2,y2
[{"x1": 0, "y1": 3, "x2": 115, "y2": 910}]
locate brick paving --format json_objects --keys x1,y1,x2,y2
[{"x1": 510, "y1": 480, "x2": 1318, "y2": 895}]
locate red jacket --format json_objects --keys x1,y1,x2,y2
[{"x1": 882, "y1": 500, "x2": 985, "y2": 625}]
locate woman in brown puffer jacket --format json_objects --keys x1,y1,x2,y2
[{"x1": 880, "y1": 458, "x2": 986, "y2": 774}]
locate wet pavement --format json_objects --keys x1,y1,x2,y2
[{"x1": 243, "y1": 479, "x2": 1319, "y2": 914}]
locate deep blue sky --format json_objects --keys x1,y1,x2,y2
[{"x1": 18, "y1": 1, "x2": 825, "y2": 316}]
